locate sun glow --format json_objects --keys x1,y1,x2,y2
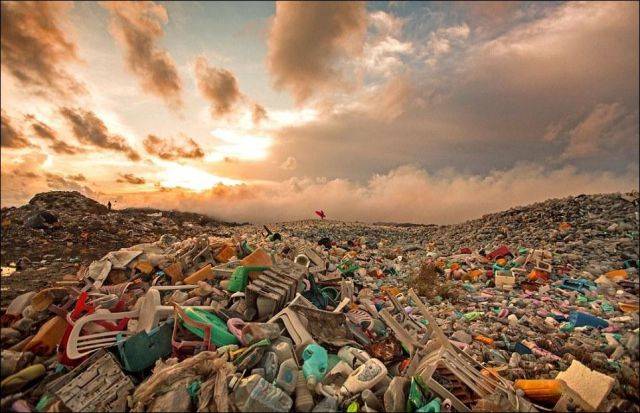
[
  {"x1": 205, "y1": 128, "x2": 272, "y2": 162},
  {"x1": 158, "y1": 164, "x2": 241, "y2": 191}
]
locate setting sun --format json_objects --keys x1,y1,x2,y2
[{"x1": 158, "y1": 164, "x2": 242, "y2": 191}]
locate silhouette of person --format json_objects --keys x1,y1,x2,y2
[{"x1": 107, "y1": 201, "x2": 112, "y2": 211}]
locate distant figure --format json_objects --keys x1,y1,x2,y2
[
  {"x1": 315, "y1": 210, "x2": 326, "y2": 220},
  {"x1": 107, "y1": 201, "x2": 112, "y2": 211}
]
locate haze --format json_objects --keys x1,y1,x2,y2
[{"x1": 1, "y1": 1, "x2": 638, "y2": 223}]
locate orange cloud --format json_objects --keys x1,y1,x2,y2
[
  {"x1": 267, "y1": 1, "x2": 367, "y2": 104},
  {"x1": 60, "y1": 107, "x2": 140, "y2": 160},
  {"x1": 1, "y1": 111, "x2": 32, "y2": 148},
  {"x1": 252, "y1": 103, "x2": 268, "y2": 125},
  {"x1": 143, "y1": 134, "x2": 204, "y2": 160},
  {"x1": 67, "y1": 173, "x2": 86, "y2": 182},
  {"x1": 117, "y1": 173, "x2": 145, "y2": 185},
  {"x1": 0, "y1": 1, "x2": 85, "y2": 98},
  {"x1": 28, "y1": 116, "x2": 85, "y2": 155},
  {"x1": 194, "y1": 56, "x2": 242, "y2": 118},
  {"x1": 102, "y1": 1, "x2": 182, "y2": 109}
]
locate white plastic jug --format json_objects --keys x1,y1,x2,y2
[{"x1": 340, "y1": 358, "x2": 387, "y2": 396}]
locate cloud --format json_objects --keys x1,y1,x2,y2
[
  {"x1": 28, "y1": 116, "x2": 85, "y2": 155},
  {"x1": 1, "y1": 153, "x2": 49, "y2": 206},
  {"x1": 112, "y1": 163, "x2": 638, "y2": 224},
  {"x1": 67, "y1": 173, "x2": 86, "y2": 182},
  {"x1": 60, "y1": 107, "x2": 140, "y2": 160},
  {"x1": 1, "y1": 111, "x2": 32, "y2": 148},
  {"x1": 562, "y1": 103, "x2": 637, "y2": 160},
  {"x1": 252, "y1": 104, "x2": 268, "y2": 125},
  {"x1": 142, "y1": 134, "x2": 204, "y2": 160},
  {"x1": 424, "y1": 23, "x2": 470, "y2": 66},
  {"x1": 194, "y1": 56, "x2": 241, "y2": 117},
  {"x1": 280, "y1": 156, "x2": 297, "y2": 170},
  {"x1": 117, "y1": 173, "x2": 145, "y2": 184},
  {"x1": 267, "y1": 1, "x2": 367, "y2": 104},
  {"x1": 45, "y1": 172, "x2": 96, "y2": 197},
  {"x1": 101, "y1": 1, "x2": 182, "y2": 109},
  {"x1": 362, "y1": 11, "x2": 413, "y2": 77},
  {"x1": 0, "y1": 1, "x2": 85, "y2": 98}
]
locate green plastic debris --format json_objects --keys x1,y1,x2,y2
[
  {"x1": 463, "y1": 311, "x2": 484, "y2": 321},
  {"x1": 35, "y1": 395, "x2": 53, "y2": 412},
  {"x1": 406, "y1": 376, "x2": 432, "y2": 412},
  {"x1": 417, "y1": 398, "x2": 442, "y2": 413},
  {"x1": 188, "y1": 380, "x2": 201, "y2": 403},
  {"x1": 180, "y1": 307, "x2": 239, "y2": 346},
  {"x1": 338, "y1": 259, "x2": 359, "y2": 275},
  {"x1": 560, "y1": 322, "x2": 575, "y2": 332},
  {"x1": 240, "y1": 240, "x2": 253, "y2": 257},
  {"x1": 117, "y1": 319, "x2": 173, "y2": 372},
  {"x1": 347, "y1": 401, "x2": 359, "y2": 412},
  {"x1": 601, "y1": 302, "x2": 614, "y2": 313},
  {"x1": 226, "y1": 266, "x2": 269, "y2": 292}
]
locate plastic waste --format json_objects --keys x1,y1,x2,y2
[
  {"x1": 242, "y1": 322, "x2": 281, "y2": 344},
  {"x1": 569, "y1": 311, "x2": 609, "y2": 328},
  {"x1": 0, "y1": 364, "x2": 46, "y2": 394},
  {"x1": 233, "y1": 374, "x2": 293, "y2": 412},
  {"x1": 302, "y1": 343, "x2": 329, "y2": 385},
  {"x1": 417, "y1": 398, "x2": 442, "y2": 413},
  {"x1": 340, "y1": 358, "x2": 387, "y2": 396},
  {"x1": 514, "y1": 379, "x2": 563, "y2": 404},
  {"x1": 295, "y1": 370, "x2": 315, "y2": 412},
  {"x1": 275, "y1": 358, "x2": 298, "y2": 394},
  {"x1": 23, "y1": 315, "x2": 67, "y2": 355},
  {"x1": 227, "y1": 266, "x2": 269, "y2": 292},
  {"x1": 180, "y1": 307, "x2": 239, "y2": 346},
  {"x1": 262, "y1": 350, "x2": 279, "y2": 382},
  {"x1": 312, "y1": 396, "x2": 338, "y2": 412}
]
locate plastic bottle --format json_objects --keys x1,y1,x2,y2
[
  {"x1": 322, "y1": 361, "x2": 353, "y2": 387},
  {"x1": 337, "y1": 346, "x2": 370, "y2": 368},
  {"x1": 514, "y1": 379, "x2": 563, "y2": 404},
  {"x1": 262, "y1": 351, "x2": 279, "y2": 383},
  {"x1": 272, "y1": 340, "x2": 295, "y2": 364},
  {"x1": 384, "y1": 376, "x2": 409, "y2": 412},
  {"x1": 295, "y1": 370, "x2": 315, "y2": 412},
  {"x1": 362, "y1": 389, "x2": 382, "y2": 411},
  {"x1": 233, "y1": 374, "x2": 292, "y2": 412},
  {"x1": 340, "y1": 358, "x2": 387, "y2": 396},
  {"x1": 302, "y1": 343, "x2": 328, "y2": 385},
  {"x1": 312, "y1": 396, "x2": 338, "y2": 412},
  {"x1": 275, "y1": 358, "x2": 298, "y2": 394}
]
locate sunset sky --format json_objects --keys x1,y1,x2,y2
[{"x1": 1, "y1": 1, "x2": 638, "y2": 223}]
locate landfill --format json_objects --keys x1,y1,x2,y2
[{"x1": 1, "y1": 190, "x2": 638, "y2": 412}]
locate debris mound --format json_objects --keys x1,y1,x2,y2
[{"x1": 0, "y1": 190, "x2": 638, "y2": 412}]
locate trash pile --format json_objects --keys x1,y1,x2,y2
[
  {"x1": 1, "y1": 191, "x2": 638, "y2": 412},
  {"x1": 1, "y1": 191, "x2": 236, "y2": 306}
]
